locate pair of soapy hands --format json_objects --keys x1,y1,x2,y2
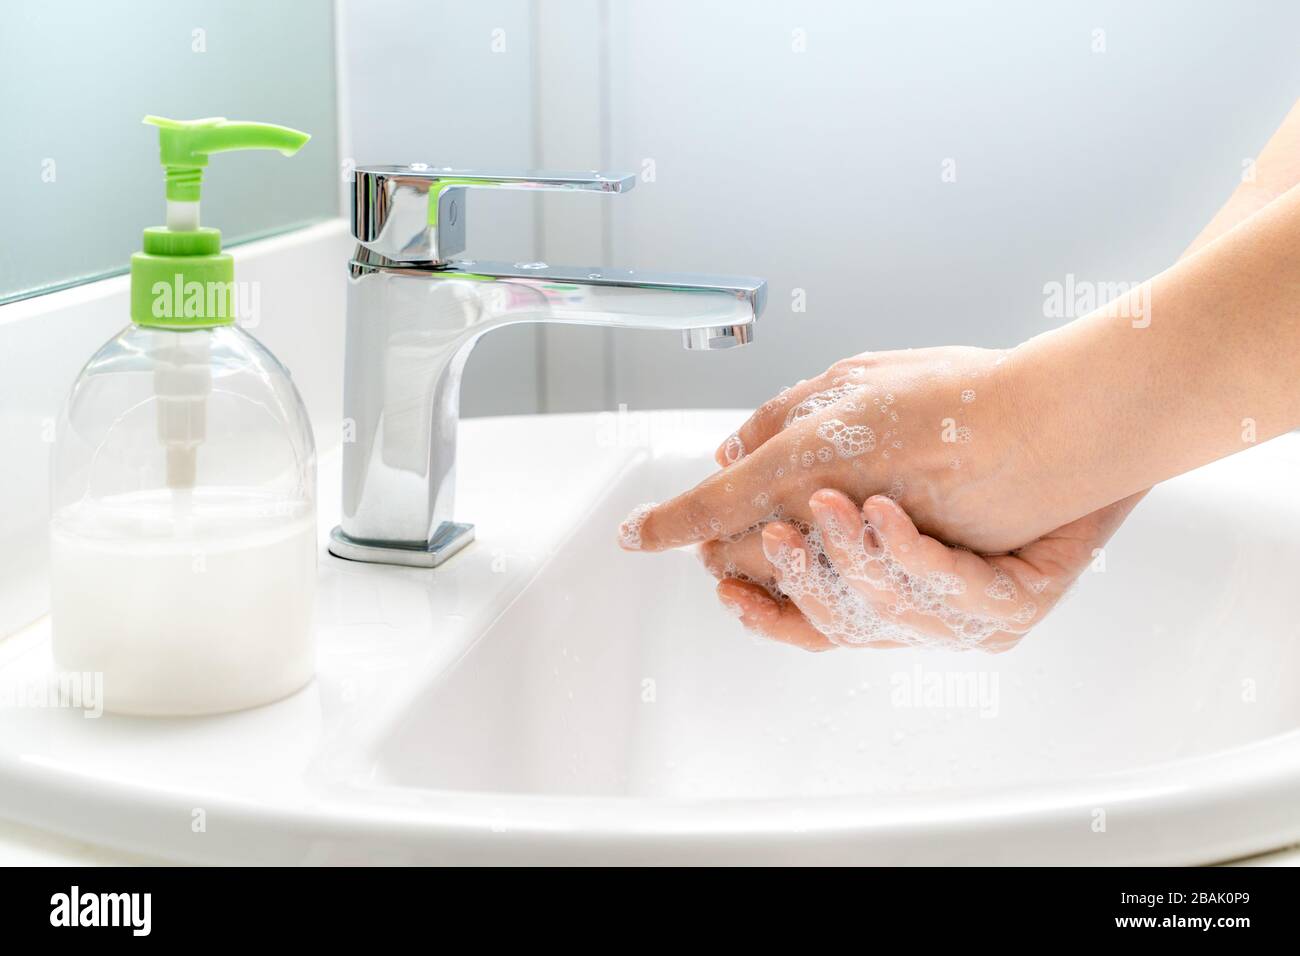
[{"x1": 619, "y1": 345, "x2": 1132, "y2": 653}]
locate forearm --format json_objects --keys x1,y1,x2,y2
[
  {"x1": 1184, "y1": 98, "x2": 1300, "y2": 257},
  {"x1": 1047, "y1": 99, "x2": 1300, "y2": 524},
  {"x1": 1013, "y1": 179, "x2": 1300, "y2": 521}
]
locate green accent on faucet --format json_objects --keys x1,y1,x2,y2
[
  {"x1": 130, "y1": 115, "x2": 310, "y2": 328},
  {"x1": 427, "y1": 178, "x2": 484, "y2": 226}
]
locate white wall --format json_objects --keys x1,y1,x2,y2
[
  {"x1": 339, "y1": 0, "x2": 1300, "y2": 415},
  {"x1": 337, "y1": 0, "x2": 546, "y2": 416}
]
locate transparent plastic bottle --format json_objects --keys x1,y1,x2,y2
[
  {"x1": 49, "y1": 115, "x2": 316, "y2": 715},
  {"x1": 51, "y1": 325, "x2": 317, "y2": 715}
]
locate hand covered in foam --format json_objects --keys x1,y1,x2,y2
[
  {"x1": 617, "y1": 346, "x2": 1141, "y2": 652},
  {"x1": 620, "y1": 346, "x2": 1061, "y2": 556},
  {"x1": 699, "y1": 489, "x2": 1136, "y2": 652}
]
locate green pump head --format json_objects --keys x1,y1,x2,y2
[{"x1": 130, "y1": 116, "x2": 310, "y2": 329}]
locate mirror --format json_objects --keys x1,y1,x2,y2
[{"x1": 0, "y1": 0, "x2": 339, "y2": 304}]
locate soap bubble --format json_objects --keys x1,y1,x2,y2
[
  {"x1": 985, "y1": 568, "x2": 1017, "y2": 601},
  {"x1": 754, "y1": 512, "x2": 1028, "y2": 651},
  {"x1": 784, "y1": 383, "x2": 867, "y2": 427},
  {"x1": 618, "y1": 502, "x2": 655, "y2": 550},
  {"x1": 815, "y1": 418, "x2": 875, "y2": 458}
]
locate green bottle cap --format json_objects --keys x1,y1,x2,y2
[{"x1": 131, "y1": 116, "x2": 310, "y2": 329}]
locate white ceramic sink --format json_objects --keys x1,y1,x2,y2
[{"x1": 1, "y1": 411, "x2": 1299, "y2": 864}]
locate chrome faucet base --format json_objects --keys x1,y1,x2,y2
[{"x1": 328, "y1": 522, "x2": 475, "y2": 569}]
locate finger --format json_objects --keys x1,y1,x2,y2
[
  {"x1": 713, "y1": 372, "x2": 836, "y2": 466},
  {"x1": 957, "y1": 493, "x2": 1144, "y2": 650},
  {"x1": 624, "y1": 440, "x2": 791, "y2": 551},
  {"x1": 760, "y1": 522, "x2": 838, "y2": 631},
  {"x1": 804, "y1": 488, "x2": 885, "y2": 586},
  {"x1": 996, "y1": 490, "x2": 1147, "y2": 598},
  {"x1": 807, "y1": 489, "x2": 957, "y2": 599},
  {"x1": 855, "y1": 495, "x2": 1036, "y2": 641},
  {"x1": 783, "y1": 494, "x2": 947, "y2": 645},
  {"x1": 805, "y1": 490, "x2": 1027, "y2": 648},
  {"x1": 703, "y1": 528, "x2": 909, "y2": 649},
  {"x1": 761, "y1": 520, "x2": 910, "y2": 649},
  {"x1": 716, "y1": 578, "x2": 835, "y2": 651},
  {"x1": 698, "y1": 531, "x2": 774, "y2": 586}
]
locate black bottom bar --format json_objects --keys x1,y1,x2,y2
[{"x1": 0, "y1": 863, "x2": 1290, "y2": 943}]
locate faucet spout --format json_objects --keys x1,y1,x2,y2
[
  {"x1": 329, "y1": 166, "x2": 766, "y2": 568},
  {"x1": 410, "y1": 253, "x2": 763, "y2": 343}
]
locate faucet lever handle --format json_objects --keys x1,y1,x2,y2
[{"x1": 352, "y1": 165, "x2": 635, "y2": 263}]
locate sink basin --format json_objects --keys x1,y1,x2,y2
[{"x1": 1, "y1": 411, "x2": 1299, "y2": 864}]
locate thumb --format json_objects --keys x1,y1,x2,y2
[{"x1": 1006, "y1": 491, "x2": 1147, "y2": 593}]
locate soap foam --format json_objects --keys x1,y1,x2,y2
[
  {"x1": 815, "y1": 418, "x2": 875, "y2": 458},
  {"x1": 783, "y1": 382, "x2": 866, "y2": 428},
  {"x1": 985, "y1": 567, "x2": 1018, "y2": 601},
  {"x1": 618, "y1": 502, "x2": 656, "y2": 550},
  {"x1": 758, "y1": 509, "x2": 1036, "y2": 650},
  {"x1": 721, "y1": 433, "x2": 745, "y2": 464}
]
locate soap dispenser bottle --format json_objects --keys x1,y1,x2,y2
[{"x1": 50, "y1": 116, "x2": 318, "y2": 716}]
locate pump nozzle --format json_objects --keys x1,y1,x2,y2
[
  {"x1": 144, "y1": 116, "x2": 310, "y2": 205},
  {"x1": 135, "y1": 115, "x2": 311, "y2": 491}
]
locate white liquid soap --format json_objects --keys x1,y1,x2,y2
[{"x1": 51, "y1": 491, "x2": 317, "y2": 716}]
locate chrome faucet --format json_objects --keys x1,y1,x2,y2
[{"x1": 328, "y1": 165, "x2": 766, "y2": 567}]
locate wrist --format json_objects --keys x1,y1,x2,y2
[
  {"x1": 995, "y1": 330, "x2": 1119, "y2": 527},
  {"x1": 990, "y1": 340, "x2": 1056, "y2": 486}
]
